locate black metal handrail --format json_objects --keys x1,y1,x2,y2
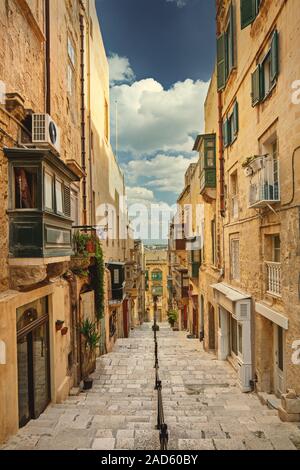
[{"x1": 152, "y1": 297, "x2": 168, "y2": 451}]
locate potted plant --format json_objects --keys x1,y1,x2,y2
[
  {"x1": 167, "y1": 309, "x2": 178, "y2": 329},
  {"x1": 80, "y1": 318, "x2": 101, "y2": 390}
]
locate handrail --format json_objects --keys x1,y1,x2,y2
[{"x1": 152, "y1": 297, "x2": 168, "y2": 451}]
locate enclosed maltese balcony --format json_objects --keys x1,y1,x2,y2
[{"x1": 247, "y1": 155, "x2": 280, "y2": 208}]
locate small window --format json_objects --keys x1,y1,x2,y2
[
  {"x1": 44, "y1": 172, "x2": 54, "y2": 210},
  {"x1": 14, "y1": 167, "x2": 38, "y2": 209},
  {"x1": 238, "y1": 324, "x2": 243, "y2": 355},
  {"x1": 113, "y1": 269, "x2": 120, "y2": 284},
  {"x1": 67, "y1": 37, "x2": 75, "y2": 67},
  {"x1": 273, "y1": 235, "x2": 281, "y2": 262},
  {"x1": 56, "y1": 179, "x2": 64, "y2": 214},
  {"x1": 71, "y1": 188, "x2": 79, "y2": 225}
]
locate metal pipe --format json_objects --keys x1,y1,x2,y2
[
  {"x1": 45, "y1": 0, "x2": 51, "y2": 114},
  {"x1": 80, "y1": 13, "x2": 87, "y2": 226}
]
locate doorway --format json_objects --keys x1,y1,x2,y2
[
  {"x1": 17, "y1": 298, "x2": 50, "y2": 428},
  {"x1": 274, "y1": 325, "x2": 285, "y2": 396},
  {"x1": 208, "y1": 303, "x2": 216, "y2": 350}
]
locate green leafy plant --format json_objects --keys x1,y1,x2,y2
[
  {"x1": 73, "y1": 231, "x2": 90, "y2": 257},
  {"x1": 167, "y1": 309, "x2": 178, "y2": 327},
  {"x1": 90, "y1": 239, "x2": 105, "y2": 321},
  {"x1": 80, "y1": 318, "x2": 101, "y2": 351}
]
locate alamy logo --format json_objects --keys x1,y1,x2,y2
[
  {"x1": 0, "y1": 81, "x2": 6, "y2": 105},
  {"x1": 292, "y1": 340, "x2": 300, "y2": 365},
  {"x1": 291, "y1": 80, "x2": 300, "y2": 105}
]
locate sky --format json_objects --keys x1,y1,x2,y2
[{"x1": 95, "y1": 0, "x2": 216, "y2": 241}]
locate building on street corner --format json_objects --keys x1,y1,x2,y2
[
  {"x1": 170, "y1": 0, "x2": 300, "y2": 422},
  {"x1": 0, "y1": 0, "x2": 144, "y2": 444}
]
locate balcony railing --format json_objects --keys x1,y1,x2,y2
[
  {"x1": 265, "y1": 261, "x2": 281, "y2": 297},
  {"x1": 247, "y1": 155, "x2": 280, "y2": 208}
]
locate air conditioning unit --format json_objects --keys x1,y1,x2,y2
[
  {"x1": 32, "y1": 114, "x2": 60, "y2": 154},
  {"x1": 244, "y1": 166, "x2": 253, "y2": 177},
  {"x1": 235, "y1": 300, "x2": 251, "y2": 322}
]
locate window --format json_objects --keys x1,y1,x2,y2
[
  {"x1": 238, "y1": 324, "x2": 243, "y2": 355},
  {"x1": 71, "y1": 188, "x2": 79, "y2": 225},
  {"x1": 44, "y1": 172, "x2": 54, "y2": 210},
  {"x1": 14, "y1": 168, "x2": 38, "y2": 209},
  {"x1": 231, "y1": 238, "x2": 240, "y2": 280},
  {"x1": 113, "y1": 269, "x2": 120, "y2": 284},
  {"x1": 230, "y1": 172, "x2": 239, "y2": 220},
  {"x1": 198, "y1": 134, "x2": 216, "y2": 193},
  {"x1": 252, "y1": 30, "x2": 279, "y2": 105},
  {"x1": 273, "y1": 235, "x2": 281, "y2": 262},
  {"x1": 67, "y1": 37, "x2": 75, "y2": 66},
  {"x1": 223, "y1": 101, "x2": 239, "y2": 147},
  {"x1": 272, "y1": 141, "x2": 279, "y2": 187},
  {"x1": 277, "y1": 326, "x2": 284, "y2": 372},
  {"x1": 55, "y1": 180, "x2": 63, "y2": 214},
  {"x1": 240, "y1": 0, "x2": 261, "y2": 29},
  {"x1": 231, "y1": 317, "x2": 238, "y2": 356},
  {"x1": 217, "y1": 3, "x2": 235, "y2": 90},
  {"x1": 152, "y1": 271, "x2": 162, "y2": 281},
  {"x1": 67, "y1": 37, "x2": 75, "y2": 96},
  {"x1": 211, "y1": 219, "x2": 217, "y2": 266}
]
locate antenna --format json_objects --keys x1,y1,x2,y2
[{"x1": 115, "y1": 100, "x2": 118, "y2": 158}]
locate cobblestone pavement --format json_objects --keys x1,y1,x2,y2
[{"x1": 2, "y1": 323, "x2": 300, "y2": 450}]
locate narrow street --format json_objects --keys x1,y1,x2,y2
[{"x1": 2, "y1": 324, "x2": 300, "y2": 451}]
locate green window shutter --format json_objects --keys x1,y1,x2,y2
[
  {"x1": 251, "y1": 65, "x2": 261, "y2": 106},
  {"x1": 270, "y1": 30, "x2": 279, "y2": 82},
  {"x1": 223, "y1": 119, "x2": 228, "y2": 147},
  {"x1": 233, "y1": 101, "x2": 239, "y2": 136},
  {"x1": 228, "y1": 3, "x2": 235, "y2": 72},
  {"x1": 217, "y1": 34, "x2": 226, "y2": 91},
  {"x1": 240, "y1": 0, "x2": 257, "y2": 29}
]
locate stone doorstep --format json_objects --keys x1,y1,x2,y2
[
  {"x1": 281, "y1": 397, "x2": 300, "y2": 415},
  {"x1": 278, "y1": 407, "x2": 300, "y2": 423}
]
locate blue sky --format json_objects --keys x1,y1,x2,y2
[{"x1": 95, "y1": 0, "x2": 216, "y2": 239}]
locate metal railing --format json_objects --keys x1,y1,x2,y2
[
  {"x1": 152, "y1": 297, "x2": 168, "y2": 451},
  {"x1": 266, "y1": 261, "x2": 282, "y2": 297}
]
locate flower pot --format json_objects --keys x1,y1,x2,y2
[
  {"x1": 55, "y1": 320, "x2": 64, "y2": 332},
  {"x1": 83, "y1": 377, "x2": 93, "y2": 390}
]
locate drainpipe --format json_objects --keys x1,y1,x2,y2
[
  {"x1": 80, "y1": 13, "x2": 87, "y2": 226},
  {"x1": 218, "y1": 91, "x2": 225, "y2": 218},
  {"x1": 45, "y1": 0, "x2": 51, "y2": 114}
]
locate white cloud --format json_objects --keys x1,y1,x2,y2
[
  {"x1": 108, "y1": 54, "x2": 135, "y2": 84},
  {"x1": 166, "y1": 0, "x2": 188, "y2": 7},
  {"x1": 126, "y1": 186, "x2": 155, "y2": 204},
  {"x1": 125, "y1": 153, "x2": 198, "y2": 193},
  {"x1": 111, "y1": 77, "x2": 209, "y2": 156}
]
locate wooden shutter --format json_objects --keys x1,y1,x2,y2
[
  {"x1": 240, "y1": 0, "x2": 257, "y2": 29},
  {"x1": 217, "y1": 34, "x2": 226, "y2": 91},
  {"x1": 251, "y1": 65, "x2": 261, "y2": 106},
  {"x1": 64, "y1": 185, "x2": 71, "y2": 217},
  {"x1": 228, "y1": 3, "x2": 235, "y2": 72},
  {"x1": 270, "y1": 30, "x2": 279, "y2": 82},
  {"x1": 233, "y1": 101, "x2": 239, "y2": 136},
  {"x1": 223, "y1": 119, "x2": 228, "y2": 147}
]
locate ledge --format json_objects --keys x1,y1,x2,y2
[{"x1": 9, "y1": 256, "x2": 71, "y2": 267}]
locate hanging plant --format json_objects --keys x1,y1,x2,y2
[{"x1": 90, "y1": 239, "x2": 105, "y2": 321}]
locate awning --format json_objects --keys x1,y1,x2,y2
[
  {"x1": 211, "y1": 283, "x2": 251, "y2": 302},
  {"x1": 256, "y1": 302, "x2": 288, "y2": 330}
]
